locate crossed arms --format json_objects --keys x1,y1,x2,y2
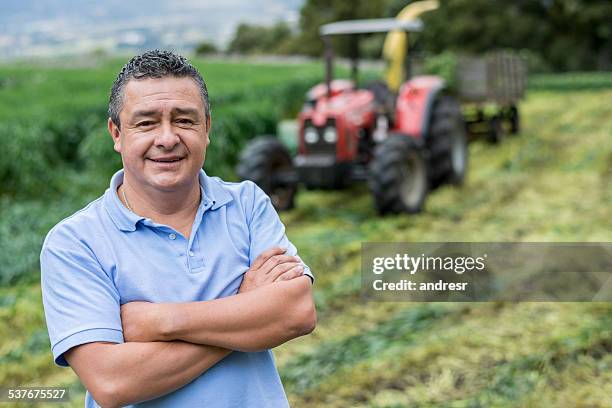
[{"x1": 64, "y1": 247, "x2": 316, "y2": 408}]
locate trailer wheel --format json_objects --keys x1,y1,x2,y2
[
  {"x1": 508, "y1": 105, "x2": 520, "y2": 134},
  {"x1": 368, "y1": 135, "x2": 428, "y2": 215},
  {"x1": 427, "y1": 96, "x2": 468, "y2": 187},
  {"x1": 487, "y1": 114, "x2": 505, "y2": 144},
  {"x1": 236, "y1": 136, "x2": 297, "y2": 211}
]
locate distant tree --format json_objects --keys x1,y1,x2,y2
[
  {"x1": 294, "y1": 0, "x2": 388, "y2": 57},
  {"x1": 287, "y1": 0, "x2": 611, "y2": 70},
  {"x1": 224, "y1": 0, "x2": 611, "y2": 70},
  {"x1": 195, "y1": 41, "x2": 218, "y2": 56},
  {"x1": 228, "y1": 23, "x2": 266, "y2": 54},
  {"x1": 418, "y1": 0, "x2": 547, "y2": 54},
  {"x1": 227, "y1": 21, "x2": 295, "y2": 55},
  {"x1": 264, "y1": 22, "x2": 293, "y2": 51},
  {"x1": 418, "y1": 0, "x2": 612, "y2": 71},
  {"x1": 543, "y1": 0, "x2": 612, "y2": 70}
]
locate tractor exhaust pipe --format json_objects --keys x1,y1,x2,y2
[{"x1": 324, "y1": 36, "x2": 333, "y2": 98}]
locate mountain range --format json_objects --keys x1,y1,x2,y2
[{"x1": 0, "y1": 0, "x2": 303, "y2": 59}]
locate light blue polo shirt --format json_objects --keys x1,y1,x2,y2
[{"x1": 40, "y1": 169, "x2": 313, "y2": 408}]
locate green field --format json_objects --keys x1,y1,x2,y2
[{"x1": 0, "y1": 58, "x2": 610, "y2": 407}]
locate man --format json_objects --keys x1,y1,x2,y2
[{"x1": 40, "y1": 50, "x2": 316, "y2": 408}]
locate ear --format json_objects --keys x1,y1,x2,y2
[
  {"x1": 108, "y1": 118, "x2": 122, "y2": 153},
  {"x1": 206, "y1": 113, "x2": 212, "y2": 133},
  {"x1": 205, "y1": 114, "x2": 212, "y2": 146}
]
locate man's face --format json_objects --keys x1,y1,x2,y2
[{"x1": 108, "y1": 76, "x2": 210, "y2": 192}]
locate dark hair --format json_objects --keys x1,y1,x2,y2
[{"x1": 108, "y1": 50, "x2": 210, "y2": 128}]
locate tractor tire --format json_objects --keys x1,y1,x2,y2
[
  {"x1": 236, "y1": 136, "x2": 297, "y2": 211},
  {"x1": 427, "y1": 96, "x2": 468, "y2": 187},
  {"x1": 368, "y1": 135, "x2": 429, "y2": 215}
]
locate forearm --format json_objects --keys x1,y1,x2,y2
[
  {"x1": 164, "y1": 276, "x2": 316, "y2": 351},
  {"x1": 111, "y1": 341, "x2": 230, "y2": 406},
  {"x1": 67, "y1": 341, "x2": 230, "y2": 408}
]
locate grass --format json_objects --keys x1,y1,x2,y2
[
  {"x1": 276, "y1": 84, "x2": 612, "y2": 406},
  {"x1": 528, "y1": 71, "x2": 612, "y2": 91},
  {"x1": 0, "y1": 57, "x2": 325, "y2": 123},
  {"x1": 283, "y1": 303, "x2": 611, "y2": 407},
  {"x1": 0, "y1": 62, "x2": 610, "y2": 406}
]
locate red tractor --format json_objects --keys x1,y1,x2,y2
[{"x1": 237, "y1": 17, "x2": 468, "y2": 214}]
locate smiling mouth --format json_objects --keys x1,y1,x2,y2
[{"x1": 148, "y1": 157, "x2": 184, "y2": 163}]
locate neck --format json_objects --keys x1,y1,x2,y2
[{"x1": 119, "y1": 173, "x2": 201, "y2": 237}]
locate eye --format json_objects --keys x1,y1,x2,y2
[
  {"x1": 136, "y1": 121, "x2": 156, "y2": 128},
  {"x1": 176, "y1": 118, "x2": 195, "y2": 125}
]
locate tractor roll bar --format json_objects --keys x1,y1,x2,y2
[
  {"x1": 319, "y1": 18, "x2": 423, "y2": 36},
  {"x1": 319, "y1": 18, "x2": 423, "y2": 97}
]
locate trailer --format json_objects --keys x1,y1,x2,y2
[{"x1": 457, "y1": 52, "x2": 527, "y2": 142}]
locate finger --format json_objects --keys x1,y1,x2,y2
[
  {"x1": 275, "y1": 265, "x2": 305, "y2": 281},
  {"x1": 251, "y1": 247, "x2": 286, "y2": 270},
  {"x1": 268, "y1": 262, "x2": 301, "y2": 282},
  {"x1": 260, "y1": 255, "x2": 300, "y2": 274}
]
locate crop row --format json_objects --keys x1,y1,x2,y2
[{"x1": 1, "y1": 73, "x2": 320, "y2": 196}]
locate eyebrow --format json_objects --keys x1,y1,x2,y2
[
  {"x1": 130, "y1": 107, "x2": 201, "y2": 120},
  {"x1": 130, "y1": 109, "x2": 158, "y2": 118},
  {"x1": 172, "y1": 107, "x2": 200, "y2": 118}
]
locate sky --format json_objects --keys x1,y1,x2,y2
[{"x1": 0, "y1": 0, "x2": 303, "y2": 59}]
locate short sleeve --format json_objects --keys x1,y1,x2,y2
[
  {"x1": 40, "y1": 228, "x2": 124, "y2": 367},
  {"x1": 247, "y1": 183, "x2": 314, "y2": 283}
]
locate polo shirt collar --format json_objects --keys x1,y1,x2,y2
[
  {"x1": 197, "y1": 169, "x2": 233, "y2": 210},
  {"x1": 104, "y1": 169, "x2": 233, "y2": 232}
]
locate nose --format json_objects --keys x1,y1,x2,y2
[{"x1": 154, "y1": 122, "x2": 180, "y2": 150}]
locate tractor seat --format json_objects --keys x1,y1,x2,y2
[{"x1": 366, "y1": 80, "x2": 396, "y2": 123}]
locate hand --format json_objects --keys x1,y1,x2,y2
[
  {"x1": 120, "y1": 301, "x2": 166, "y2": 342},
  {"x1": 239, "y1": 247, "x2": 305, "y2": 293}
]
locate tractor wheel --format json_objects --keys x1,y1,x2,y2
[
  {"x1": 368, "y1": 135, "x2": 429, "y2": 215},
  {"x1": 508, "y1": 105, "x2": 520, "y2": 134},
  {"x1": 427, "y1": 96, "x2": 468, "y2": 187},
  {"x1": 236, "y1": 136, "x2": 297, "y2": 211}
]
